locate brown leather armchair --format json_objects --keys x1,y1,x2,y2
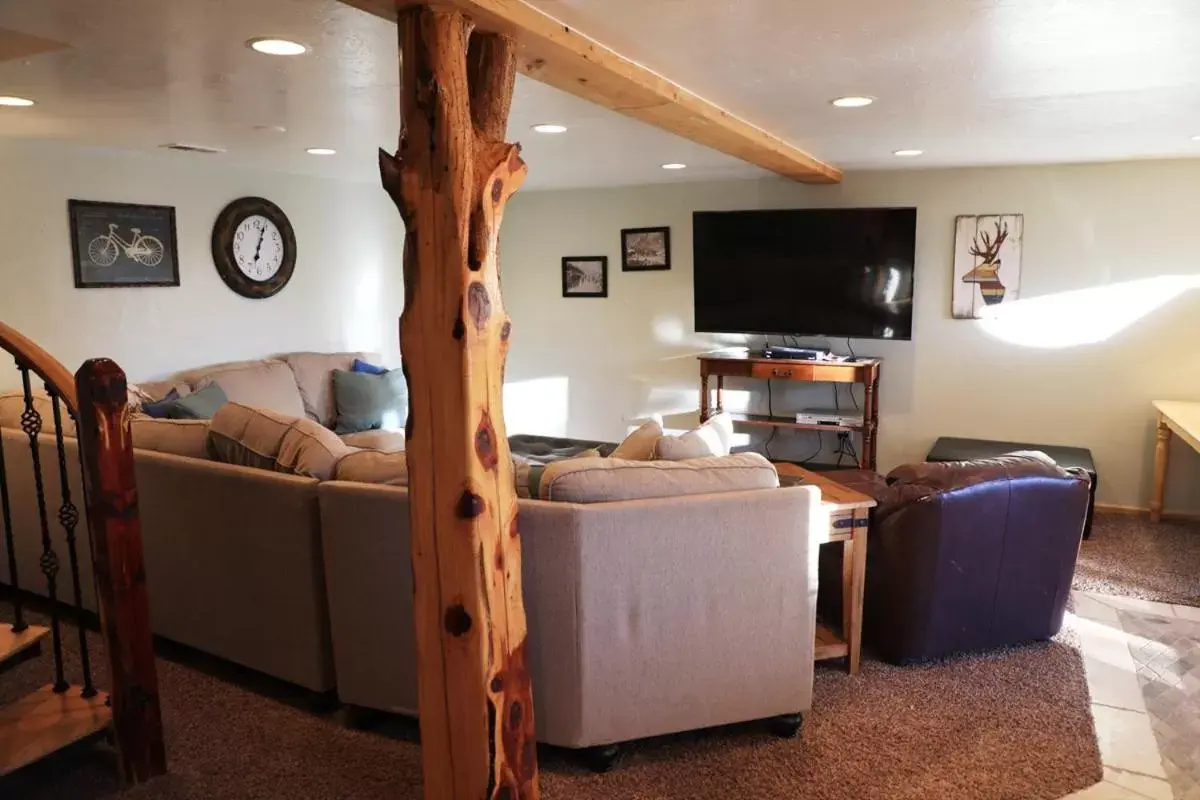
[{"x1": 823, "y1": 454, "x2": 1091, "y2": 664}]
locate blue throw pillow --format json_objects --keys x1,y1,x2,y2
[
  {"x1": 332, "y1": 369, "x2": 408, "y2": 434},
  {"x1": 352, "y1": 359, "x2": 388, "y2": 375},
  {"x1": 142, "y1": 389, "x2": 180, "y2": 419},
  {"x1": 165, "y1": 383, "x2": 228, "y2": 420}
]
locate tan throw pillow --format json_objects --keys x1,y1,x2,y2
[
  {"x1": 334, "y1": 450, "x2": 409, "y2": 486},
  {"x1": 539, "y1": 452, "x2": 779, "y2": 503},
  {"x1": 130, "y1": 418, "x2": 210, "y2": 459},
  {"x1": 208, "y1": 402, "x2": 351, "y2": 480},
  {"x1": 609, "y1": 420, "x2": 663, "y2": 461},
  {"x1": 656, "y1": 412, "x2": 735, "y2": 461}
]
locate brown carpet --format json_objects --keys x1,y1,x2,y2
[
  {"x1": 1, "y1": 607, "x2": 1101, "y2": 800},
  {"x1": 1074, "y1": 512, "x2": 1200, "y2": 607}
]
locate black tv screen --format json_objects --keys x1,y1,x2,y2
[{"x1": 692, "y1": 207, "x2": 917, "y2": 340}]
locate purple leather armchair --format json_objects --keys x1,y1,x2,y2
[{"x1": 823, "y1": 454, "x2": 1091, "y2": 664}]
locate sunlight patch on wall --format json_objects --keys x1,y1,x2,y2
[
  {"x1": 504, "y1": 376, "x2": 570, "y2": 436},
  {"x1": 978, "y1": 275, "x2": 1200, "y2": 348}
]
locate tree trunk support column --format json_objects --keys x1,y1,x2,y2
[{"x1": 379, "y1": 6, "x2": 537, "y2": 799}]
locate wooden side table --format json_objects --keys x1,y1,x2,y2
[{"x1": 775, "y1": 462, "x2": 875, "y2": 675}]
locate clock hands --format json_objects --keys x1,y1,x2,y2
[{"x1": 253, "y1": 224, "x2": 265, "y2": 264}]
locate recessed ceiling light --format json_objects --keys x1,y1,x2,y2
[
  {"x1": 532, "y1": 123, "x2": 567, "y2": 134},
  {"x1": 893, "y1": 149, "x2": 924, "y2": 157},
  {"x1": 661, "y1": 163, "x2": 687, "y2": 170},
  {"x1": 831, "y1": 96, "x2": 874, "y2": 108},
  {"x1": 306, "y1": 147, "x2": 336, "y2": 155},
  {"x1": 1192, "y1": 134, "x2": 1200, "y2": 141},
  {"x1": 255, "y1": 124, "x2": 287, "y2": 133},
  {"x1": 248, "y1": 38, "x2": 309, "y2": 56},
  {"x1": 0, "y1": 96, "x2": 35, "y2": 107}
]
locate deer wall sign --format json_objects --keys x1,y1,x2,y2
[{"x1": 952, "y1": 214, "x2": 1024, "y2": 319}]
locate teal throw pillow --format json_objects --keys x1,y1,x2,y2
[
  {"x1": 332, "y1": 369, "x2": 408, "y2": 434},
  {"x1": 165, "y1": 383, "x2": 228, "y2": 420}
]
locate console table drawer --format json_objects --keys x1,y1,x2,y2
[{"x1": 748, "y1": 362, "x2": 856, "y2": 383}]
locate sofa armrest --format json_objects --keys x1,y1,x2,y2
[
  {"x1": 132, "y1": 450, "x2": 334, "y2": 691},
  {"x1": 519, "y1": 485, "x2": 823, "y2": 748}
]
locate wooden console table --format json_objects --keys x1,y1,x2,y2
[
  {"x1": 699, "y1": 353, "x2": 882, "y2": 470},
  {"x1": 1151, "y1": 400, "x2": 1200, "y2": 522}
]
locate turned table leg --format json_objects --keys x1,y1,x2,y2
[{"x1": 1150, "y1": 414, "x2": 1172, "y2": 523}]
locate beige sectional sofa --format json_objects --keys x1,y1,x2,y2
[
  {"x1": 0, "y1": 351, "x2": 400, "y2": 692},
  {"x1": 2, "y1": 358, "x2": 824, "y2": 758}
]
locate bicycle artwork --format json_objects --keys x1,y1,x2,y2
[{"x1": 69, "y1": 200, "x2": 180, "y2": 288}]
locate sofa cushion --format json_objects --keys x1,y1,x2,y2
[
  {"x1": 0, "y1": 391, "x2": 77, "y2": 436},
  {"x1": 609, "y1": 420, "x2": 663, "y2": 461},
  {"x1": 208, "y1": 402, "x2": 352, "y2": 480},
  {"x1": 656, "y1": 412, "x2": 734, "y2": 460},
  {"x1": 282, "y1": 352, "x2": 379, "y2": 427},
  {"x1": 332, "y1": 369, "x2": 408, "y2": 434},
  {"x1": 131, "y1": 418, "x2": 210, "y2": 459},
  {"x1": 352, "y1": 358, "x2": 388, "y2": 375},
  {"x1": 334, "y1": 450, "x2": 408, "y2": 486},
  {"x1": 166, "y1": 383, "x2": 228, "y2": 420},
  {"x1": 339, "y1": 429, "x2": 406, "y2": 452},
  {"x1": 181, "y1": 360, "x2": 306, "y2": 419},
  {"x1": 538, "y1": 452, "x2": 779, "y2": 503}
]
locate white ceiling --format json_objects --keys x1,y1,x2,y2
[{"x1": 1, "y1": 0, "x2": 1198, "y2": 190}]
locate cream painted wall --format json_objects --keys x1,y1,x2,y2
[
  {"x1": 0, "y1": 139, "x2": 404, "y2": 389},
  {"x1": 500, "y1": 160, "x2": 1200, "y2": 513}
]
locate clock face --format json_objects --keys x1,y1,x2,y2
[
  {"x1": 233, "y1": 215, "x2": 284, "y2": 282},
  {"x1": 211, "y1": 197, "x2": 296, "y2": 299}
]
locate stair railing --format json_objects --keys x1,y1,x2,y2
[{"x1": 0, "y1": 322, "x2": 165, "y2": 782}]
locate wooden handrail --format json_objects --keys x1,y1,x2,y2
[{"x1": 0, "y1": 322, "x2": 78, "y2": 411}]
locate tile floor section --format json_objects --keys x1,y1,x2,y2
[{"x1": 1067, "y1": 591, "x2": 1200, "y2": 800}]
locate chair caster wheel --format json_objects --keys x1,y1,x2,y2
[
  {"x1": 580, "y1": 743, "x2": 620, "y2": 773},
  {"x1": 768, "y1": 713, "x2": 804, "y2": 738}
]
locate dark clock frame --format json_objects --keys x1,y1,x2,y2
[{"x1": 211, "y1": 196, "x2": 297, "y2": 299}]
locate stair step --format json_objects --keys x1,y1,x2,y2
[
  {"x1": 0, "y1": 624, "x2": 50, "y2": 667},
  {"x1": 0, "y1": 685, "x2": 111, "y2": 777}
]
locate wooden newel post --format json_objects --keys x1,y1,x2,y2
[
  {"x1": 74, "y1": 358, "x2": 166, "y2": 784},
  {"x1": 379, "y1": 5, "x2": 537, "y2": 799}
]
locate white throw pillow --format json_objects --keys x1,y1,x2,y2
[{"x1": 656, "y1": 412, "x2": 734, "y2": 460}]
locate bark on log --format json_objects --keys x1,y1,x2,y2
[{"x1": 379, "y1": 7, "x2": 536, "y2": 798}]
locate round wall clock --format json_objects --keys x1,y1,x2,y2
[{"x1": 211, "y1": 197, "x2": 296, "y2": 299}]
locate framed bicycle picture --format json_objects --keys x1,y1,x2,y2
[{"x1": 69, "y1": 199, "x2": 180, "y2": 288}]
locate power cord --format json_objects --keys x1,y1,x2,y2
[{"x1": 763, "y1": 379, "x2": 778, "y2": 459}]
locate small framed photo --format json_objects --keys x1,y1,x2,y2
[
  {"x1": 621, "y1": 226, "x2": 671, "y2": 271},
  {"x1": 69, "y1": 199, "x2": 180, "y2": 288},
  {"x1": 561, "y1": 256, "x2": 608, "y2": 298}
]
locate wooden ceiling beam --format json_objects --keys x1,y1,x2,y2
[{"x1": 341, "y1": 0, "x2": 842, "y2": 184}]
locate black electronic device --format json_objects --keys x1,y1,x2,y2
[
  {"x1": 762, "y1": 345, "x2": 829, "y2": 360},
  {"x1": 693, "y1": 207, "x2": 917, "y2": 340}
]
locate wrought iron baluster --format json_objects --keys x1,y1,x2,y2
[
  {"x1": 18, "y1": 362, "x2": 68, "y2": 692},
  {"x1": 0, "y1": 407, "x2": 25, "y2": 632},
  {"x1": 50, "y1": 391, "x2": 95, "y2": 697}
]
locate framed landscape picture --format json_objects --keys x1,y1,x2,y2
[
  {"x1": 561, "y1": 256, "x2": 608, "y2": 298},
  {"x1": 621, "y1": 226, "x2": 670, "y2": 271},
  {"x1": 69, "y1": 199, "x2": 180, "y2": 288}
]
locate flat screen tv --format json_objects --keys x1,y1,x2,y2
[{"x1": 692, "y1": 207, "x2": 917, "y2": 340}]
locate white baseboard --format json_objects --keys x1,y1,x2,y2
[{"x1": 1094, "y1": 503, "x2": 1200, "y2": 523}]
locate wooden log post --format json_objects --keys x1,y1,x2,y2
[
  {"x1": 74, "y1": 359, "x2": 166, "y2": 784},
  {"x1": 378, "y1": 6, "x2": 537, "y2": 799}
]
